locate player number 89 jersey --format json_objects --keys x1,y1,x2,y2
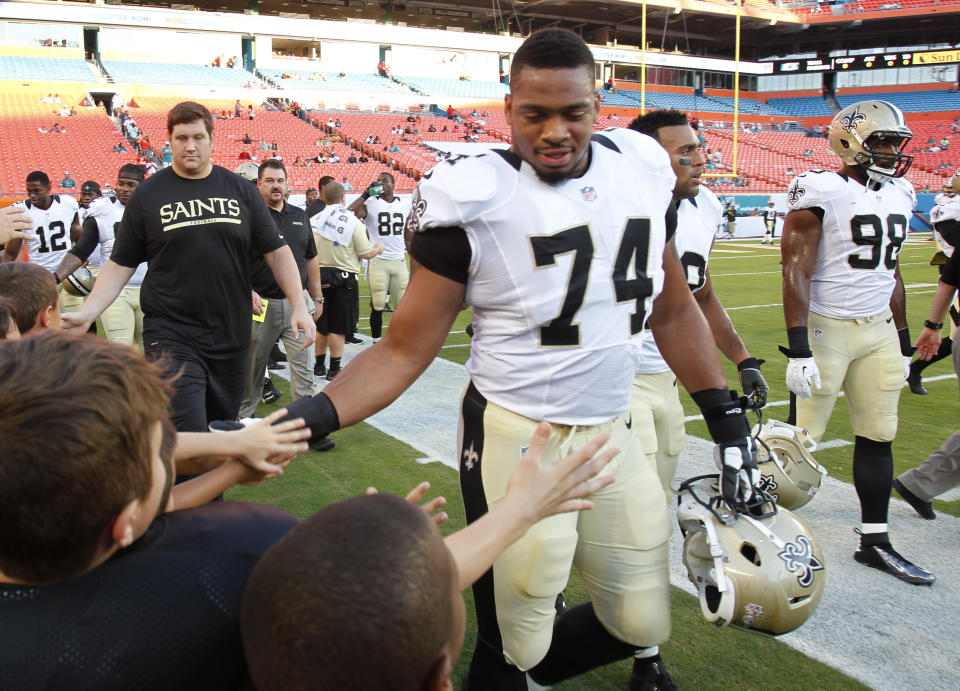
[
  {"x1": 786, "y1": 171, "x2": 915, "y2": 319},
  {"x1": 408, "y1": 128, "x2": 676, "y2": 425}
]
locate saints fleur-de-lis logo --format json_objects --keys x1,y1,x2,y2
[
  {"x1": 462, "y1": 442, "x2": 478, "y2": 471},
  {"x1": 758, "y1": 473, "x2": 780, "y2": 500},
  {"x1": 839, "y1": 106, "x2": 867, "y2": 133},
  {"x1": 932, "y1": 207, "x2": 943, "y2": 220},
  {"x1": 787, "y1": 180, "x2": 806, "y2": 206},
  {"x1": 778, "y1": 535, "x2": 824, "y2": 588}
]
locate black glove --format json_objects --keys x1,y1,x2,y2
[
  {"x1": 692, "y1": 389, "x2": 760, "y2": 509},
  {"x1": 280, "y1": 392, "x2": 340, "y2": 448},
  {"x1": 737, "y1": 357, "x2": 768, "y2": 409}
]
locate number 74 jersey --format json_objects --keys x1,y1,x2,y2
[
  {"x1": 408, "y1": 129, "x2": 676, "y2": 424},
  {"x1": 13, "y1": 195, "x2": 79, "y2": 272},
  {"x1": 786, "y1": 170, "x2": 915, "y2": 319}
]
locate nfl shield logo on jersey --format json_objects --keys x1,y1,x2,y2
[{"x1": 581, "y1": 186, "x2": 597, "y2": 202}]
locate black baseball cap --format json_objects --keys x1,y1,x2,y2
[{"x1": 81, "y1": 181, "x2": 101, "y2": 194}]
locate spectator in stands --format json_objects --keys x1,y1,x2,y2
[
  {"x1": 327, "y1": 118, "x2": 336, "y2": 128},
  {"x1": 373, "y1": 135, "x2": 380, "y2": 144},
  {"x1": 60, "y1": 172, "x2": 76, "y2": 189},
  {"x1": 941, "y1": 138, "x2": 950, "y2": 150},
  {"x1": 260, "y1": 139, "x2": 270, "y2": 152},
  {"x1": 428, "y1": 124, "x2": 436, "y2": 132},
  {"x1": 689, "y1": 115, "x2": 700, "y2": 130},
  {"x1": 389, "y1": 143, "x2": 399, "y2": 153},
  {"x1": 329, "y1": 153, "x2": 341, "y2": 164},
  {"x1": 239, "y1": 150, "x2": 252, "y2": 161},
  {"x1": 335, "y1": 119, "x2": 342, "y2": 128},
  {"x1": 340, "y1": 178, "x2": 353, "y2": 190},
  {"x1": 271, "y1": 141, "x2": 279, "y2": 152},
  {"x1": 248, "y1": 105, "x2": 255, "y2": 120},
  {"x1": 446, "y1": 104, "x2": 456, "y2": 119},
  {"x1": 294, "y1": 156, "x2": 308, "y2": 167},
  {"x1": 161, "y1": 142, "x2": 172, "y2": 166},
  {"x1": 358, "y1": 154, "x2": 369, "y2": 163},
  {"x1": 145, "y1": 160, "x2": 157, "y2": 177},
  {"x1": 113, "y1": 142, "x2": 127, "y2": 153}
]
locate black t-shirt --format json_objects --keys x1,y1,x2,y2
[
  {"x1": 111, "y1": 166, "x2": 284, "y2": 357},
  {"x1": 305, "y1": 199, "x2": 326, "y2": 221},
  {"x1": 250, "y1": 202, "x2": 316, "y2": 299},
  {"x1": 0, "y1": 502, "x2": 297, "y2": 691}
]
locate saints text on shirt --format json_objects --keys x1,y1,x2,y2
[{"x1": 160, "y1": 198, "x2": 241, "y2": 231}]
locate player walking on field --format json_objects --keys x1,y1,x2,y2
[
  {"x1": 780, "y1": 99, "x2": 934, "y2": 585},
  {"x1": 274, "y1": 29, "x2": 761, "y2": 689}
]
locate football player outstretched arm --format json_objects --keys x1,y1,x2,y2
[
  {"x1": 52, "y1": 215, "x2": 99, "y2": 283},
  {"x1": 445, "y1": 423, "x2": 616, "y2": 591},
  {"x1": 283, "y1": 261, "x2": 465, "y2": 437},
  {"x1": 60, "y1": 259, "x2": 135, "y2": 332},
  {"x1": 915, "y1": 251, "x2": 960, "y2": 359},
  {"x1": 694, "y1": 264, "x2": 768, "y2": 407},
  {"x1": 0, "y1": 206, "x2": 33, "y2": 246},
  {"x1": 650, "y1": 240, "x2": 760, "y2": 508},
  {"x1": 780, "y1": 208, "x2": 823, "y2": 398},
  {"x1": 263, "y1": 244, "x2": 317, "y2": 349}
]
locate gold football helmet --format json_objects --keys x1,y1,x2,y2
[
  {"x1": 828, "y1": 100, "x2": 913, "y2": 183},
  {"x1": 753, "y1": 420, "x2": 828, "y2": 510},
  {"x1": 62, "y1": 266, "x2": 95, "y2": 297},
  {"x1": 945, "y1": 170, "x2": 960, "y2": 197},
  {"x1": 676, "y1": 475, "x2": 826, "y2": 636},
  {"x1": 235, "y1": 161, "x2": 260, "y2": 182}
]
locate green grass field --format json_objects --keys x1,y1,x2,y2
[{"x1": 228, "y1": 236, "x2": 956, "y2": 689}]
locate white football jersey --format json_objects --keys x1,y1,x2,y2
[
  {"x1": 14, "y1": 195, "x2": 78, "y2": 272},
  {"x1": 763, "y1": 206, "x2": 778, "y2": 222},
  {"x1": 787, "y1": 171, "x2": 915, "y2": 319},
  {"x1": 637, "y1": 186, "x2": 721, "y2": 375},
  {"x1": 86, "y1": 196, "x2": 147, "y2": 287},
  {"x1": 408, "y1": 129, "x2": 676, "y2": 424},
  {"x1": 932, "y1": 197, "x2": 960, "y2": 258},
  {"x1": 362, "y1": 195, "x2": 410, "y2": 260}
]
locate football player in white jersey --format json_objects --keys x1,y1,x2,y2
[
  {"x1": 273, "y1": 30, "x2": 760, "y2": 689},
  {"x1": 625, "y1": 109, "x2": 768, "y2": 689},
  {"x1": 52, "y1": 164, "x2": 147, "y2": 347},
  {"x1": 347, "y1": 172, "x2": 411, "y2": 341},
  {"x1": 781, "y1": 100, "x2": 934, "y2": 585},
  {"x1": 907, "y1": 170, "x2": 960, "y2": 394},
  {"x1": 1, "y1": 171, "x2": 81, "y2": 314},
  {"x1": 761, "y1": 199, "x2": 779, "y2": 244}
]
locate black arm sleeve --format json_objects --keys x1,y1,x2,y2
[
  {"x1": 409, "y1": 226, "x2": 471, "y2": 285},
  {"x1": 940, "y1": 249, "x2": 960, "y2": 288},
  {"x1": 69, "y1": 216, "x2": 100, "y2": 262},
  {"x1": 934, "y1": 218, "x2": 960, "y2": 250}
]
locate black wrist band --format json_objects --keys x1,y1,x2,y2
[
  {"x1": 737, "y1": 357, "x2": 764, "y2": 371},
  {"x1": 925, "y1": 319, "x2": 944, "y2": 331},
  {"x1": 280, "y1": 391, "x2": 340, "y2": 438},
  {"x1": 897, "y1": 327, "x2": 912, "y2": 356},
  {"x1": 693, "y1": 389, "x2": 751, "y2": 444},
  {"x1": 786, "y1": 326, "x2": 809, "y2": 353}
]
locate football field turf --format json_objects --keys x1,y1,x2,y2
[{"x1": 229, "y1": 235, "x2": 957, "y2": 689}]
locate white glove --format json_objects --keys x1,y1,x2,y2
[
  {"x1": 714, "y1": 436, "x2": 761, "y2": 508},
  {"x1": 903, "y1": 356, "x2": 911, "y2": 380},
  {"x1": 785, "y1": 357, "x2": 821, "y2": 398}
]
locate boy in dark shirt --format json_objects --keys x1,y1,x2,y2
[{"x1": 0, "y1": 332, "x2": 299, "y2": 690}]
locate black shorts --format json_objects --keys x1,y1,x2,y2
[{"x1": 316, "y1": 267, "x2": 356, "y2": 335}]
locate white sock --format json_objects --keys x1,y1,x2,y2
[
  {"x1": 861, "y1": 523, "x2": 888, "y2": 535},
  {"x1": 634, "y1": 645, "x2": 659, "y2": 660}
]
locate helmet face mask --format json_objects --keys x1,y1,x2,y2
[
  {"x1": 828, "y1": 100, "x2": 913, "y2": 185},
  {"x1": 753, "y1": 420, "x2": 828, "y2": 510},
  {"x1": 676, "y1": 475, "x2": 826, "y2": 636}
]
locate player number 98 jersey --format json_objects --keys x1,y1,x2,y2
[{"x1": 787, "y1": 171, "x2": 915, "y2": 319}]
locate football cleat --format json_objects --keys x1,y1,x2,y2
[
  {"x1": 325, "y1": 366, "x2": 341, "y2": 381},
  {"x1": 630, "y1": 655, "x2": 677, "y2": 691},
  {"x1": 313, "y1": 360, "x2": 326, "y2": 377},
  {"x1": 208, "y1": 418, "x2": 257, "y2": 433},
  {"x1": 345, "y1": 335, "x2": 363, "y2": 344},
  {"x1": 310, "y1": 435, "x2": 336, "y2": 452},
  {"x1": 893, "y1": 479, "x2": 935, "y2": 520},
  {"x1": 854, "y1": 539, "x2": 935, "y2": 585},
  {"x1": 906, "y1": 365, "x2": 928, "y2": 395},
  {"x1": 270, "y1": 343, "x2": 287, "y2": 363},
  {"x1": 261, "y1": 377, "x2": 282, "y2": 404},
  {"x1": 267, "y1": 360, "x2": 284, "y2": 371}
]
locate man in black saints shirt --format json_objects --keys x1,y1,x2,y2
[
  {"x1": 239, "y1": 159, "x2": 325, "y2": 418},
  {"x1": 63, "y1": 102, "x2": 315, "y2": 431},
  {"x1": 0, "y1": 332, "x2": 299, "y2": 690}
]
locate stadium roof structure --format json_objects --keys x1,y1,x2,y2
[{"x1": 153, "y1": 0, "x2": 960, "y2": 60}]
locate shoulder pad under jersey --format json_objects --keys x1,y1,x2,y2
[
  {"x1": 406, "y1": 152, "x2": 509, "y2": 233},
  {"x1": 786, "y1": 170, "x2": 845, "y2": 212}
]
